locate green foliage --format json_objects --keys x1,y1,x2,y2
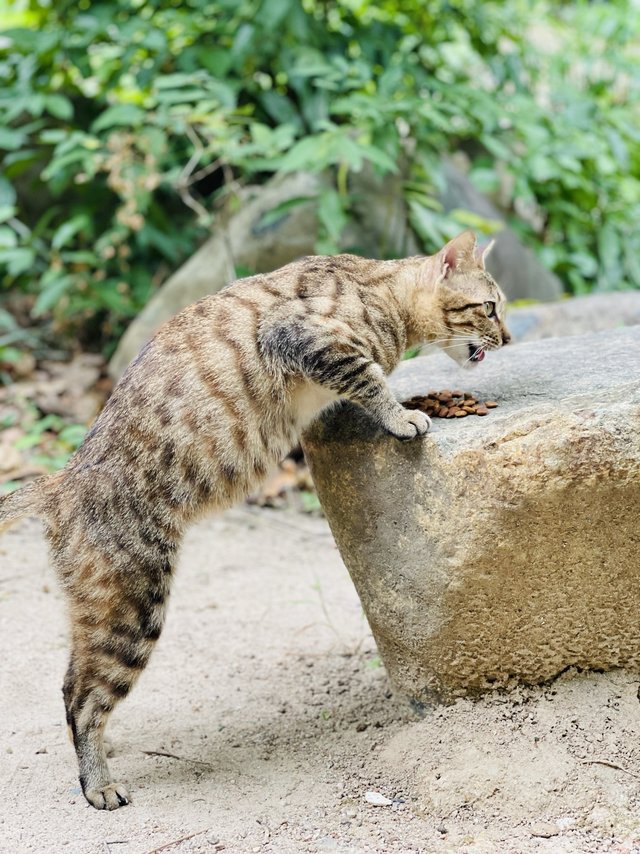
[
  {"x1": 0, "y1": 0, "x2": 638, "y2": 350},
  {"x1": 0, "y1": 402, "x2": 88, "y2": 490}
]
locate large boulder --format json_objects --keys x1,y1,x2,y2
[
  {"x1": 507, "y1": 291, "x2": 640, "y2": 342},
  {"x1": 302, "y1": 327, "x2": 640, "y2": 703}
]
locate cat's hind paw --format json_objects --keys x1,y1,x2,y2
[
  {"x1": 385, "y1": 408, "x2": 431, "y2": 441},
  {"x1": 84, "y1": 782, "x2": 130, "y2": 810}
]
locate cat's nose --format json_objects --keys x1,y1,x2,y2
[{"x1": 501, "y1": 328, "x2": 512, "y2": 345}]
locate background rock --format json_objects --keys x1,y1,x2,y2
[
  {"x1": 439, "y1": 159, "x2": 563, "y2": 303},
  {"x1": 507, "y1": 291, "x2": 640, "y2": 342},
  {"x1": 303, "y1": 327, "x2": 640, "y2": 703}
]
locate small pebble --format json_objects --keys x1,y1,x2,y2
[
  {"x1": 365, "y1": 791, "x2": 393, "y2": 806},
  {"x1": 530, "y1": 821, "x2": 559, "y2": 838}
]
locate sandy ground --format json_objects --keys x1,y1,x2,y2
[{"x1": 2, "y1": 507, "x2": 640, "y2": 854}]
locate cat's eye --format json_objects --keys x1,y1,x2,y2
[{"x1": 483, "y1": 301, "x2": 496, "y2": 318}]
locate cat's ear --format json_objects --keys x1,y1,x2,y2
[
  {"x1": 439, "y1": 230, "x2": 477, "y2": 277},
  {"x1": 475, "y1": 239, "x2": 496, "y2": 270}
]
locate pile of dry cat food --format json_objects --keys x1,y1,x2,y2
[{"x1": 402, "y1": 390, "x2": 498, "y2": 418}]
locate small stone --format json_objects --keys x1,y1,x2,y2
[
  {"x1": 365, "y1": 791, "x2": 393, "y2": 806},
  {"x1": 454, "y1": 410, "x2": 468, "y2": 417},
  {"x1": 530, "y1": 821, "x2": 559, "y2": 838},
  {"x1": 485, "y1": 400, "x2": 498, "y2": 408}
]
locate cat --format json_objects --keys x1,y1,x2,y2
[{"x1": 0, "y1": 229, "x2": 511, "y2": 810}]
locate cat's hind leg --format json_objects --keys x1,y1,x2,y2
[{"x1": 56, "y1": 541, "x2": 175, "y2": 810}]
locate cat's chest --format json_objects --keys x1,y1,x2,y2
[{"x1": 292, "y1": 381, "x2": 339, "y2": 431}]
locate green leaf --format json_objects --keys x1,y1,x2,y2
[
  {"x1": 449, "y1": 209, "x2": 504, "y2": 235},
  {"x1": 52, "y1": 215, "x2": 89, "y2": 250},
  {"x1": 155, "y1": 73, "x2": 203, "y2": 89},
  {"x1": 0, "y1": 206, "x2": 17, "y2": 224},
  {"x1": 91, "y1": 104, "x2": 145, "y2": 133},
  {"x1": 33, "y1": 274, "x2": 75, "y2": 316},
  {"x1": 317, "y1": 189, "x2": 347, "y2": 246},
  {"x1": 45, "y1": 94, "x2": 74, "y2": 120},
  {"x1": 0, "y1": 176, "x2": 17, "y2": 208},
  {"x1": 58, "y1": 424, "x2": 88, "y2": 448},
  {"x1": 0, "y1": 247, "x2": 35, "y2": 277},
  {"x1": 0, "y1": 226, "x2": 17, "y2": 249},
  {"x1": 256, "y1": 0, "x2": 292, "y2": 27},
  {"x1": 359, "y1": 143, "x2": 398, "y2": 174},
  {"x1": 0, "y1": 128, "x2": 26, "y2": 151},
  {"x1": 277, "y1": 135, "x2": 329, "y2": 172}
]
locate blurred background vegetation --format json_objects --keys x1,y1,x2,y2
[{"x1": 0, "y1": 0, "x2": 639, "y2": 363}]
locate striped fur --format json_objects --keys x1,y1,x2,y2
[{"x1": 0, "y1": 230, "x2": 510, "y2": 810}]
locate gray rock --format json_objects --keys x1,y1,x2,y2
[
  {"x1": 348, "y1": 164, "x2": 420, "y2": 259},
  {"x1": 439, "y1": 159, "x2": 563, "y2": 303},
  {"x1": 507, "y1": 291, "x2": 640, "y2": 342},
  {"x1": 302, "y1": 327, "x2": 640, "y2": 703}
]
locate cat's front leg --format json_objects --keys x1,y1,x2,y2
[
  {"x1": 261, "y1": 321, "x2": 430, "y2": 440},
  {"x1": 335, "y1": 360, "x2": 431, "y2": 440},
  {"x1": 261, "y1": 317, "x2": 430, "y2": 440}
]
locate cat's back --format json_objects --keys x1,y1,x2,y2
[
  {"x1": 107, "y1": 252, "x2": 382, "y2": 408},
  {"x1": 68, "y1": 254, "x2": 392, "y2": 469}
]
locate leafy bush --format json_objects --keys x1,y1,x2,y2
[{"x1": 0, "y1": 0, "x2": 638, "y2": 351}]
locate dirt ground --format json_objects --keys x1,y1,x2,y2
[{"x1": 2, "y1": 507, "x2": 640, "y2": 854}]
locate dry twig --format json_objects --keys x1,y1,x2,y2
[
  {"x1": 580, "y1": 758, "x2": 640, "y2": 780},
  {"x1": 144, "y1": 829, "x2": 208, "y2": 854},
  {"x1": 142, "y1": 749, "x2": 216, "y2": 769}
]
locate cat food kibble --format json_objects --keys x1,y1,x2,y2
[{"x1": 402, "y1": 391, "x2": 498, "y2": 419}]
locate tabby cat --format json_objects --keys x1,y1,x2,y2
[{"x1": 0, "y1": 229, "x2": 510, "y2": 810}]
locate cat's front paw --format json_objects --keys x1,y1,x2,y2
[{"x1": 384, "y1": 408, "x2": 431, "y2": 441}]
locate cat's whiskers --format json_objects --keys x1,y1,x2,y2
[{"x1": 425, "y1": 334, "x2": 478, "y2": 347}]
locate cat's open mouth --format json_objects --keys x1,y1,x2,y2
[{"x1": 468, "y1": 343, "x2": 485, "y2": 363}]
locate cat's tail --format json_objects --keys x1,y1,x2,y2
[{"x1": 0, "y1": 475, "x2": 56, "y2": 534}]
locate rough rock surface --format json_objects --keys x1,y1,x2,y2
[
  {"x1": 303, "y1": 327, "x2": 640, "y2": 703},
  {"x1": 507, "y1": 290, "x2": 640, "y2": 342}
]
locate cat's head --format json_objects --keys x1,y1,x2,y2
[{"x1": 418, "y1": 230, "x2": 512, "y2": 368}]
